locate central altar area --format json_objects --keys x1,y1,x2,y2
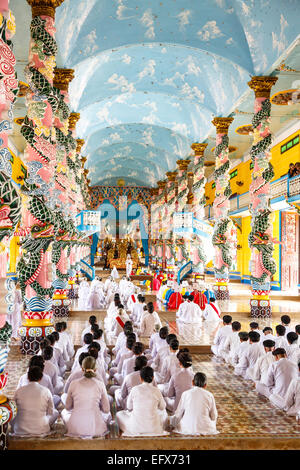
[{"x1": 106, "y1": 238, "x2": 139, "y2": 270}]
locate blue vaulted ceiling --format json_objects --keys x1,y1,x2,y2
[{"x1": 10, "y1": 0, "x2": 300, "y2": 186}]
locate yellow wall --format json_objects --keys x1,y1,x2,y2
[{"x1": 205, "y1": 129, "x2": 299, "y2": 287}]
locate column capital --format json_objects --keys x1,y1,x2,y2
[
  {"x1": 157, "y1": 180, "x2": 167, "y2": 190},
  {"x1": 27, "y1": 0, "x2": 65, "y2": 19},
  {"x1": 191, "y1": 142, "x2": 207, "y2": 157},
  {"x1": 76, "y1": 139, "x2": 85, "y2": 153},
  {"x1": 166, "y1": 171, "x2": 177, "y2": 182},
  {"x1": 176, "y1": 159, "x2": 190, "y2": 172},
  {"x1": 68, "y1": 113, "x2": 80, "y2": 130},
  {"x1": 212, "y1": 117, "x2": 234, "y2": 135},
  {"x1": 248, "y1": 76, "x2": 278, "y2": 98},
  {"x1": 81, "y1": 156, "x2": 87, "y2": 167},
  {"x1": 53, "y1": 68, "x2": 74, "y2": 91}
]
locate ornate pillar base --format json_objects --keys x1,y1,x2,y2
[
  {"x1": 19, "y1": 325, "x2": 55, "y2": 355},
  {"x1": 0, "y1": 398, "x2": 17, "y2": 450},
  {"x1": 213, "y1": 281, "x2": 230, "y2": 300},
  {"x1": 52, "y1": 290, "x2": 71, "y2": 318},
  {"x1": 53, "y1": 305, "x2": 70, "y2": 318},
  {"x1": 250, "y1": 291, "x2": 271, "y2": 318}
]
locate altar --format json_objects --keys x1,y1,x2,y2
[{"x1": 106, "y1": 238, "x2": 139, "y2": 270}]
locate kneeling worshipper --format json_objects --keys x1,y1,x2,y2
[
  {"x1": 163, "y1": 350, "x2": 194, "y2": 412},
  {"x1": 78, "y1": 277, "x2": 90, "y2": 310},
  {"x1": 139, "y1": 302, "x2": 162, "y2": 337},
  {"x1": 203, "y1": 298, "x2": 221, "y2": 322},
  {"x1": 111, "y1": 307, "x2": 130, "y2": 337},
  {"x1": 211, "y1": 315, "x2": 232, "y2": 357},
  {"x1": 284, "y1": 360, "x2": 300, "y2": 417},
  {"x1": 219, "y1": 321, "x2": 241, "y2": 363},
  {"x1": 176, "y1": 294, "x2": 202, "y2": 324},
  {"x1": 116, "y1": 366, "x2": 169, "y2": 436},
  {"x1": 264, "y1": 348, "x2": 298, "y2": 409},
  {"x1": 171, "y1": 372, "x2": 218, "y2": 435},
  {"x1": 86, "y1": 281, "x2": 105, "y2": 310},
  {"x1": 252, "y1": 340, "x2": 276, "y2": 396},
  {"x1": 11, "y1": 366, "x2": 59, "y2": 437},
  {"x1": 149, "y1": 325, "x2": 169, "y2": 359},
  {"x1": 17, "y1": 355, "x2": 61, "y2": 408},
  {"x1": 286, "y1": 332, "x2": 300, "y2": 364},
  {"x1": 156, "y1": 338, "x2": 180, "y2": 392},
  {"x1": 238, "y1": 331, "x2": 264, "y2": 380},
  {"x1": 156, "y1": 280, "x2": 167, "y2": 303},
  {"x1": 111, "y1": 266, "x2": 120, "y2": 281},
  {"x1": 167, "y1": 284, "x2": 183, "y2": 310},
  {"x1": 61, "y1": 356, "x2": 111, "y2": 439},
  {"x1": 115, "y1": 355, "x2": 148, "y2": 410}
]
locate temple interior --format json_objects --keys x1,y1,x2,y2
[{"x1": 0, "y1": 0, "x2": 300, "y2": 452}]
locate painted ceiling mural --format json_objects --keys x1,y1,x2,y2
[{"x1": 10, "y1": 0, "x2": 300, "y2": 186}]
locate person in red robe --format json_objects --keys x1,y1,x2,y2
[
  {"x1": 190, "y1": 285, "x2": 207, "y2": 311},
  {"x1": 167, "y1": 286, "x2": 183, "y2": 310},
  {"x1": 152, "y1": 272, "x2": 161, "y2": 292}
]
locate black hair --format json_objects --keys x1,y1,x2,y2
[
  {"x1": 250, "y1": 322, "x2": 259, "y2": 329},
  {"x1": 238, "y1": 331, "x2": 249, "y2": 341},
  {"x1": 263, "y1": 327, "x2": 273, "y2": 333},
  {"x1": 93, "y1": 330, "x2": 101, "y2": 340},
  {"x1": 126, "y1": 336, "x2": 136, "y2": 350},
  {"x1": 124, "y1": 321, "x2": 132, "y2": 328},
  {"x1": 79, "y1": 352, "x2": 89, "y2": 366},
  {"x1": 159, "y1": 326, "x2": 169, "y2": 339},
  {"x1": 287, "y1": 332, "x2": 298, "y2": 345},
  {"x1": 89, "y1": 341, "x2": 101, "y2": 351},
  {"x1": 177, "y1": 350, "x2": 192, "y2": 368},
  {"x1": 42, "y1": 346, "x2": 53, "y2": 361},
  {"x1": 89, "y1": 315, "x2": 97, "y2": 325},
  {"x1": 40, "y1": 338, "x2": 51, "y2": 350},
  {"x1": 140, "y1": 366, "x2": 153, "y2": 383},
  {"x1": 166, "y1": 333, "x2": 177, "y2": 345},
  {"x1": 134, "y1": 355, "x2": 147, "y2": 371},
  {"x1": 232, "y1": 321, "x2": 241, "y2": 332},
  {"x1": 147, "y1": 302, "x2": 154, "y2": 314},
  {"x1": 28, "y1": 366, "x2": 43, "y2": 382},
  {"x1": 281, "y1": 315, "x2": 291, "y2": 325},
  {"x1": 263, "y1": 339, "x2": 275, "y2": 349},
  {"x1": 248, "y1": 331, "x2": 260, "y2": 343},
  {"x1": 194, "y1": 372, "x2": 207, "y2": 388},
  {"x1": 188, "y1": 294, "x2": 194, "y2": 302},
  {"x1": 140, "y1": 296, "x2": 145, "y2": 303},
  {"x1": 137, "y1": 294, "x2": 143, "y2": 301},
  {"x1": 223, "y1": 315, "x2": 232, "y2": 324},
  {"x1": 55, "y1": 322, "x2": 63, "y2": 332},
  {"x1": 91, "y1": 323, "x2": 100, "y2": 333},
  {"x1": 52, "y1": 331, "x2": 59, "y2": 342},
  {"x1": 61, "y1": 321, "x2": 67, "y2": 330},
  {"x1": 295, "y1": 325, "x2": 300, "y2": 335},
  {"x1": 46, "y1": 334, "x2": 55, "y2": 346},
  {"x1": 83, "y1": 333, "x2": 94, "y2": 345},
  {"x1": 29, "y1": 355, "x2": 44, "y2": 371},
  {"x1": 209, "y1": 298, "x2": 215, "y2": 303},
  {"x1": 170, "y1": 338, "x2": 179, "y2": 351},
  {"x1": 276, "y1": 324, "x2": 286, "y2": 337},
  {"x1": 133, "y1": 342, "x2": 144, "y2": 355},
  {"x1": 272, "y1": 348, "x2": 286, "y2": 356},
  {"x1": 88, "y1": 348, "x2": 99, "y2": 360},
  {"x1": 124, "y1": 326, "x2": 134, "y2": 337}
]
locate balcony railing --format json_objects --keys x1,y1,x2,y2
[{"x1": 205, "y1": 174, "x2": 300, "y2": 219}]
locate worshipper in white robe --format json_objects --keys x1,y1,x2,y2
[
  {"x1": 157, "y1": 281, "x2": 167, "y2": 303},
  {"x1": 104, "y1": 276, "x2": 113, "y2": 293},
  {"x1": 283, "y1": 361, "x2": 300, "y2": 416},
  {"x1": 164, "y1": 350, "x2": 194, "y2": 412},
  {"x1": 203, "y1": 298, "x2": 221, "y2": 322},
  {"x1": 81, "y1": 315, "x2": 98, "y2": 344},
  {"x1": 93, "y1": 328, "x2": 110, "y2": 366},
  {"x1": 157, "y1": 339, "x2": 180, "y2": 393},
  {"x1": 111, "y1": 335, "x2": 136, "y2": 387},
  {"x1": 111, "y1": 322, "x2": 133, "y2": 359},
  {"x1": 281, "y1": 315, "x2": 293, "y2": 336},
  {"x1": 116, "y1": 366, "x2": 169, "y2": 436},
  {"x1": 176, "y1": 294, "x2": 202, "y2": 324},
  {"x1": 115, "y1": 356, "x2": 148, "y2": 410},
  {"x1": 119, "y1": 275, "x2": 128, "y2": 296},
  {"x1": 219, "y1": 321, "x2": 241, "y2": 363},
  {"x1": 171, "y1": 372, "x2": 218, "y2": 435},
  {"x1": 86, "y1": 281, "x2": 105, "y2": 310},
  {"x1": 72, "y1": 333, "x2": 94, "y2": 372},
  {"x1": 233, "y1": 332, "x2": 249, "y2": 375},
  {"x1": 105, "y1": 295, "x2": 121, "y2": 331},
  {"x1": 238, "y1": 331, "x2": 264, "y2": 380},
  {"x1": 139, "y1": 302, "x2": 162, "y2": 337},
  {"x1": 51, "y1": 331, "x2": 67, "y2": 376},
  {"x1": 123, "y1": 279, "x2": 136, "y2": 308},
  {"x1": 130, "y1": 294, "x2": 146, "y2": 324},
  {"x1": 260, "y1": 327, "x2": 276, "y2": 344},
  {"x1": 111, "y1": 307, "x2": 130, "y2": 337},
  {"x1": 11, "y1": 366, "x2": 59, "y2": 436},
  {"x1": 42, "y1": 346, "x2": 64, "y2": 395},
  {"x1": 125, "y1": 254, "x2": 133, "y2": 278},
  {"x1": 121, "y1": 342, "x2": 145, "y2": 379},
  {"x1": 57, "y1": 321, "x2": 74, "y2": 363},
  {"x1": 151, "y1": 333, "x2": 177, "y2": 373},
  {"x1": 274, "y1": 325, "x2": 289, "y2": 350},
  {"x1": 127, "y1": 290, "x2": 140, "y2": 313},
  {"x1": 18, "y1": 355, "x2": 61, "y2": 407},
  {"x1": 149, "y1": 326, "x2": 169, "y2": 359},
  {"x1": 78, "y1": 277, "x2": 90, "y2": 310},
  {"x1": 263, "y1": 348, "x2": 298, "y2": 408},
  {"x1": 252, "y1": 340, "x2": 276, "y2": 396},
  {"x1": 111, "y1": 266, "x2": 119, "y2": 280},
  {"x1": 9, "y1": 282, "x2": 23, "y2": 340},
  {"x1": 211, "y1": 315, "x2": 232, "y2": 357},
  {"x1": 61, "y1": 356, "x2": 110, "y2": 439},
  {"x1": 296, "y1": 325, "x2": 300, "y2": 346},
  {"x1": 286, "y1": 332, "x2": 300, "y2": 364}
]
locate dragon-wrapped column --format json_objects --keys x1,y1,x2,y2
[
  {"x1": 248, "y1": 76, "x2": 278, "y2": 318},
  {"x1": 0, "y1": 0, "x2": 19, "y2": 449},
  {"x1": 190, "y1": 143, "x2": 208, "y2": 277},
  {"x1": 212, "y1": 117, "x2": 234, "y2": 301}
]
